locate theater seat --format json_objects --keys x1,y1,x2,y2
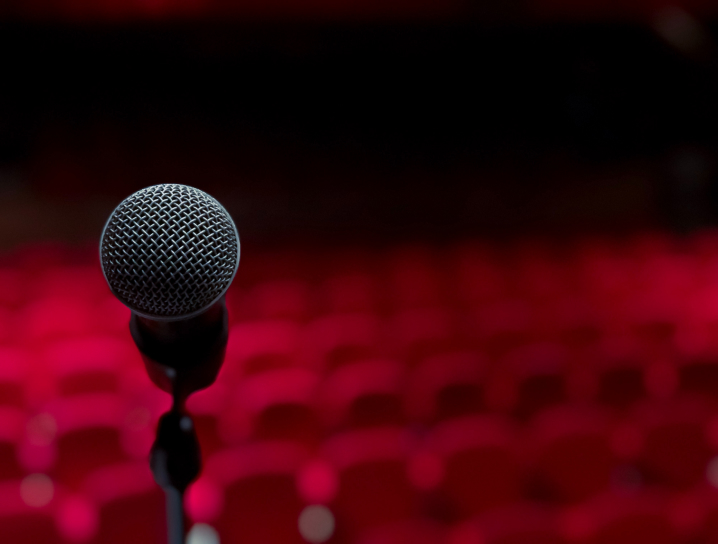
[
  {"x1": 405, "y1": 351, "x2": 487, "y2": 424},
  {"x1": 463, "y1": 502, "x2": 567, "y2": 544},
  {"x1": 322, "y1": 426, "x2": 418, "y2": 531},
  {"x1": 83, "y1": 461, "x2": 164, "y2": 544},
  {"x1": 204, "y1": 441, "x2": 311, "y2": 544},
  {"x1": 525, "y1": 405, "x2": 616, "y2": 504},
  {"x1": 0, "y1": 347, "x2": 30, "y2": 408},
  {"x1": 321, "y1": 272, "x2": 379, "y2": 314},
  {"x1": 240, "y1": 279, "x2": 312, "y2": 322},
  {"x1": 220, "y1": 367, "x2": 321, "y2": 446},
  {"x1": 224, "y1": 319, "x2": 301, "y2": 378},
  {"x1": 319, "y1": 359, "x2": 405, "y2": 430},
  {"x1": 449, "y1": 241, "x2": 507, "y2": 307},
  {"x1": 356, "y1": 518, "x2": 447, "y2": 544},
  {"x1": 588, "y1": 336, "x2": 656, "y2": 409},
  {"x1": 0, "y1": 480, "x2": 63, "y2": 544},
  {"x1": 42, "y1": 394, "x2": 132, "y2": 489},
  {"x1": 300, "y1": 313, "x2": 382, "y2": 370},
  {"x1": 383, "y1": 245, "x2": 446, "y2": 309},
  {"x1": 564, "y1": 490, "x2": 679, "y2": 544},
  {"x1": 487, "y1": 343, "x2": 571, "y2": 419},
  {"x1": 628, "y1": 396, "x2": 715, "y2": 489},
  {"x1": 0, "y1": 408, "x2": 27, "y2": 481},
  {"x1": 471, "y1": 299, "x2": 536, "y2": 360},
  {"x1": 425, "y1": 414, "x2": 522, "y2": 519},
  {"x1": 389, "y1": 308, "x2": 463, "y2": 366},
  {"x1": 40, "y1": 336, "x2": 139, "y2": 398}
]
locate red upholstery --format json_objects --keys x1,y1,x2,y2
[
  {"x1": 427, "y1": 415, "x2": 522, "y2": 518},
  {"x1": 565, "y1": 491, "x2": 680, "y2": 544},
  {"x1": 203, "y1": 441, "x2": 310, "y2": 544},
  {"x1": 323, "y1": 426, "x2": 418, "y2": 531},
  {"x1": 525, "y1": 405, "x2": 616, "y2": 503},
  {"x1": 2, "y1": 235, "x2": 718, "y2": 543}
]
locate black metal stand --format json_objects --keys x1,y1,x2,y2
[
  {"x1": 149, "y1": 407, "x2": 201, "y2": 544},
  {"x1": 128, "y1": 298, "x2": 229, "y2": 544}
]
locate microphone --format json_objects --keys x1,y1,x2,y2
[
  {"x1": 99, "y1": 183, "x2": 240, "y2": 403},
  {"x1": 100, "y1": 184, "x2": 240, "y2": 543}
]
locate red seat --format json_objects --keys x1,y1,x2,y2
[
  {"x1": 460, "y1": 502, "x2": 567, "y2": 544},
  {"x1": 356, "y1": 519, "x2": 447, "y2": 544},
  {"x1": 426, "y1": 414, "x2": 522, "y2": 518},
  {"x1": 507, "y1": 240, "x2": 570, "y2": 304},
  {"x1": 383, "y1": 245, "x2": 446, "y2": 309},
  {"x1": 203, "y1": 441, "x2": 311, "y2": 544},
  {"x1": 321, "y1": 272, "x2": 380, "y2": 314},
  {"x1": 300, "y1": 312, "x2": 383, "y2": 370},
  {"x1": 405, "y1": 351, "x2": 487, "y2": 424},
  {"x1": 675, "y1": 354, "x2": 718, "y2": 400},
  {"x1": 670, "y1": 484, "x2": 718, "y2": 543},
  {"x1": 220, "y1": 367, "x2": 321, "y2": 446},
  {"x1": 0, "y1": 267, "x2": 26, "y2": 308},
  {"x1": 389, "y1": 308, "x2": 462, "y2": 366},
  {"x1": 572, "y1": 239, "x2": 635, "y2": 303},
  {"x1": 625, "y1": 290, "x2": 682, "y2": 357},
  {"x1": 224, "y1": 319, "x2": 301, "y2": 377},
  {"x1": 525, "y1": 405, "x2": 617, "y2": 503},
  {"x1": 0, "y1": 408, "x2": 27, "y2": 481},
  {"x1": 40, "y1": 336, "x2": 139, "y2": 398},
  {"x1": 322, "y1": 426, "x2": 418, "y2": 531},
  {"x1": 0, "y1": 347, "x2": 30, "y2": 408},
  {"x1": 41, "y1": 394, "x2": 134, "y2": 489},
  {"x1": 449, "y1": 241, "x2": 507, "y2": 307},
  {"x1": 587, "y1": 336, "x2": 669, "y2": 409},
  {"x1": 0, "y1": 479, "x2": 63, "y2": 544},
  {"x1": 239, "y1": 279, "x2": 312, "y2": 321},
  {"x1": 486, "y1": 342, "x2": 572, "y2": 419},
  {"x1": 83, "y1": 461, "x2": 164, "y2": 544},
  {"x1": 626, "y1": 396, "x2": 716, "y2": 489},
  {"x1": 0, "y1": 307, "x2": 16, "y2": 346},
  {"x1": 537, "y1": 295, "x2": 602, "y2": 350},
  {"x1": 319, "y1": 359, "x2": 405, "y2": 430},
  {"x1": 34, "y1": 265, "x2": 108, "y2": 304},
  {"x1": 563, "y1": 490, "x2": 680, "y2": 544},
  {"x1": 471, "y1": 299, "x2": 536, "y2": 359},
  {"x1": 19, "y1": 297, "x2": 95, "y2": 345},
  {"x1": 92, "y1": 296, "x2": 131, "y2": 338}
]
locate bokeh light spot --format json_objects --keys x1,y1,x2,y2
[
  {"x1": 706, "y1": 456, "x2": 718, "y2": 488},
  {"x1": 187, "y1": 523, "x2": 220, "y2": 544},
  {"x1": 20, "y1": 473, "x2": 54, "y2": 507},
  {"x1": 298, "y1": 505, "x2": 335, "y2": 543}
]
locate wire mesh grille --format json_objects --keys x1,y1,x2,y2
[{"x1": 100, "y1": 184, "x2": 239, "y2": 319}]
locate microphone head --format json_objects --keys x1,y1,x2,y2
[{"x1": 100, "y1": 184, "x2": 240, "y2": 320}]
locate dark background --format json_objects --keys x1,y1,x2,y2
[{"x1": 1, "y1": 5, "x2": 717, "y2": 249}]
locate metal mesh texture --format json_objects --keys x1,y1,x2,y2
[{"x1": 100, "y1": 184, "x2": 239, "y2": 319}]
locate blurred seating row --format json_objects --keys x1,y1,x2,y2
[
  {"x1": 0, "y1": 336, "x2": 717, "y2": 433},
  {"x1": 5, "y1": 395, "x2": 718, "y2": 497},
  {"x1": 2, "y1": 234, "x2": 718, "y2": 542},
  {"x1": 6, "y1": 443, "x2": 718, "y2": 544}
]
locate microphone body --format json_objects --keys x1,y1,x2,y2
[{"x1": 130, "y1": 297, "x2": 228, "y2": 403}]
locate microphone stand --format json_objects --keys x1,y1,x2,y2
[
  {"x1": 129, "y1": 299, "x2": 229, "y2": 544},
  {"x1": 149, "y1": 403, "x2": 201, "y2": 544}
]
